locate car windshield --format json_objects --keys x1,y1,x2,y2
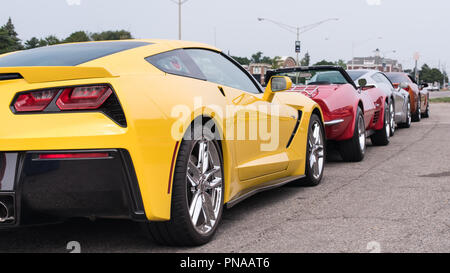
[
  {"x1": 271, "y1": 69, "x2": 349, "y2": 86},
  {"x1": 347, "y1": 71, "x2": 367, "y2": 81},
  {"x1": 386, "y1": 73, "x2": 409, "y2": 83},
  {"x1": 0, "y1": 41, "x2": 150, "y2": 67}
]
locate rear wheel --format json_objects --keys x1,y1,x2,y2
[
  {"x1": 412, "y1": 97, "x2": 421, "y2": 122},
  {"x1": 294, "y1": 114, "x2": 325, "y2": 187},
  {"x1": 398, "y1": 99, "x2": 411, "y2": 128},
  {"x1": 371, "y1": 102, "x2": 391, "y2": 146},
  {"x1": 142, "y1": 123, "x2": 224, "y2": 246},
  {"x1": 339, "y1": 107, "x2": 366, "y2": 162}
]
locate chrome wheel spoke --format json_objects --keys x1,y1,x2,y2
[
  {"x1": 204, "y1": 166, "x2": 221, "y2": 181},
  {"x1": 197, "y1": 141, "x2": 208, "y2": 172},
  {"x1": 189, "y1": 192, "x2": 203, "y2": 225},
  {"x1": 187, "y1": 159, "x2": 201, "y2": 186},
  {"x1": 202, "y1": 193, "x2": 216, "y2": 223},
  {"x1": 207, "y1": 177, "x2": 222, "y2": 190}
]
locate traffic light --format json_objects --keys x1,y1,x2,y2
[{"x1": 295, "y1": 41, "x2": 301, "y2": 53}]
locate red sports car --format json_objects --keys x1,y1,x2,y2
[{"x1": 267, "y1": 66, "x2": 390, "y2": 162}]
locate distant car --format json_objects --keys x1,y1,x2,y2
[
  {"x1": 267, "y1": 66, "x2": 390, "y2": 162},
  {"x1": 347, "y1": 70, "x2": 412, "y2": 133},
  {"x1": 386, "y1": 72, "x2": 430, "y2": 120},
  {"x1": 428, "y1": 85, "x2": 440, "y2": 92}
]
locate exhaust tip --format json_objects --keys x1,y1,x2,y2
[
  {"x1": 0, "y1": 195, "x2": 15, "y2": 224},
  {"x1": 0, "y1": 201, "x2": 10, "y2": 222}
]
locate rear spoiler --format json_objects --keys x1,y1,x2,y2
[{"x1": 0, "y1": 66, "x2": 116, "y2": 84}]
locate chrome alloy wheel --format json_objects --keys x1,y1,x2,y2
[
  {"x1": 390, "y1": 102, "x2": 395, "y2": 135},
  {"x1": 385, "y1": 105, "x2": 391, "y2": 138},
  {"x1": 308, "y1": 121, "x2": 325, "y2": 180},
  {"x1": 358, "y1": 115, "x2": 366, "y2": 152},
  {"x1": 186, "y1": 138, "x2": 223, "y2": 235},
  {"x1": 407, "y1": 101, "x2": 411, "y2": 125}
]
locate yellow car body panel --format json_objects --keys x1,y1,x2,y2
[{"x1": 0, "y1": 39, "x2": 322, "y2": 221}]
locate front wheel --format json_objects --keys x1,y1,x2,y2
[
  {"x1": 412, "y1": 97, "x2": 421, "y2": 122},
  {"x1": 339, "y1": 107, "x2": 366, "y2": 162},
  {"x1": 371, "y1": 102, "x2": 391, "y2": 146},
  {"x1": 389, "y1": 100, "x2": 396, "y2": 136},
  {"x1": 294, "y1": 114, "x2": 325, "y2": 187},
  {"x1": 398, "y1": 99, "x2": 411, "y2": 128},
  {"x1": 142, "y1": 124, "x2": 224, "y2": 246}
]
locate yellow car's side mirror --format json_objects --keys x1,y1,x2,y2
[{"x1": 263, "y1": 76, "x2": 293, "y2": 102}]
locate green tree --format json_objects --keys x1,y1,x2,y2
[
  {"x1": 24, "y1": 37, "x2": 40, "y2": 49},
  {"x1": 335, "y1": 59, "x2": 347, "y2": 69},
  {"x1": 91, "y1": 30, "x2": 132, "y2": 41},
  {"x1": 251, "y1": 51, "x2": 263, "y2": 63},
  {"x1": 271, "y1": 56, "x2": 282, "y2": 69},
  {"x1": 232, "y1": 56, "x2": 250, "y2": 66},
  {"x1": 0, "y1": 18, "x2": 22, "y2": 53},
  {"x1": 314, "y1": 60, "x2": 334, "y2": 66},
  {"x1": 300, "y1": 52, "x2": 310, "y2": 66},
  {"x1": 64, "y1": 31, "x2": 91, "y2": 43},
  {"x1": 45, "y1": 35, "x2": 60, "y2": 45},
  {"x1": 419, "y1": 64, "x2": 447, "y2": 84}
]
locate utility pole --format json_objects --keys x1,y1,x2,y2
[
  {"x1": 170, "y1": 0, "x2": 190, "y2": 40},
  {"x1": 257, "y1": 17, "x2": 339, "y2": 66}
]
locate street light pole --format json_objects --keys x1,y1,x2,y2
[
  {"x1": 258, "y1": 17, "x2": 339, "y2": 66},
  {"x1": 296, "y1": 27, "x2": 300, "y2": 65},
  {"x1": 170, "y1": 0, "x2": 190, "y2": 40}
]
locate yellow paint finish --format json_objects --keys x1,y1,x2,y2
[{"x1": 0, "y1": 39, "x2": 323, "y2": 221}]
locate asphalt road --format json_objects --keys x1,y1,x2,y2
[{"x1": 1, "y1": 103, "x2": 449, "y2": 253}]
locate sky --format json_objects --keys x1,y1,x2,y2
[{"x1": 1, "y1": 0, "x2": 448, "y2": 70}]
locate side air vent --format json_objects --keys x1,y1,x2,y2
[
  {"x1": 286, "y1": 110, "x2": 303, "y2": 148},
  {"x1": 0, "y1": 73, "x2": 23, "y2": 81},
  {"x1": 101, "y1": 94, "x2": 127, "y2": 127}
]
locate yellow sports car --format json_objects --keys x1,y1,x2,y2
[{"x1": 0, "y1": 40, "x2": 325, "y2": 246}]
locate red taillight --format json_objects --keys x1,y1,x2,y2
[
  {"x1": 38, "y1": 153, "x2": 110, "y2": 160},
  {"x1": 56, "y1": 85, "x2": 112, "y2": 110},
  {"x1": 14, "y1": 89, "x2": 58, "y2": 112}
]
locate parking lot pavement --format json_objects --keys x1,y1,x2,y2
[
  {"x1": 429, "y1": 91, "x2": 450, "y2": 99},
  {"x1": 0, "y1": 103, "x2": 449, "y2": 253}
]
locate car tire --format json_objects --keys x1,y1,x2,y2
[
  {"x1": 370, "y1": 102, "x2": 390, "y2": 146},
  {"x1": 389, "y1": 100, "x2": 395, "y2": 137},
  {"x1": 293, "y1": 114, "x2": 325, "y2": 187},
  {"x1": 422, "y1": 99, "x2": 430, "y2": 118},
  {"x1": 398, "y1": 99, "x2": 411, "y2": 128},
  {"x1": 339, "y1": 107, "x2": 366, "y2": 162},
  {"x1": 142, "y1": 122, "x2": 224, "y2": 246},
  {"x1": 412, "y1": 97, "x2": 421, "y2": 122}
]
